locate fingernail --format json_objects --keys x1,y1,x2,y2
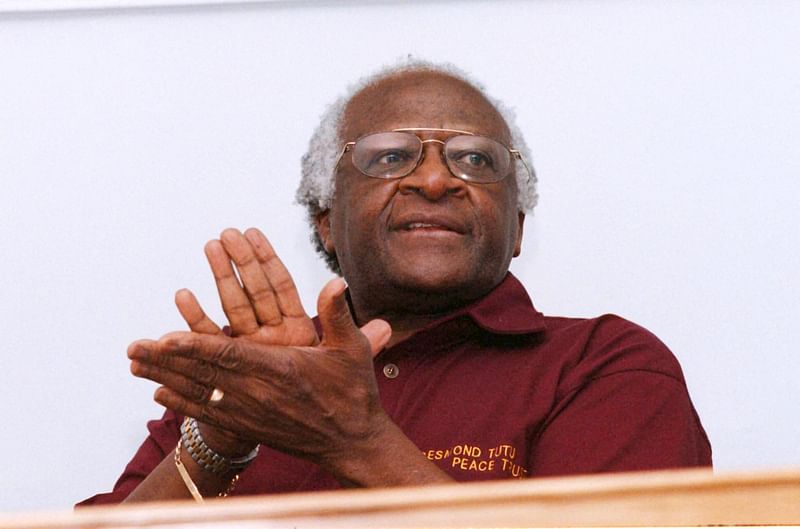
[
  {"x1": 153, "y1": 387, "x2": 168, "y2": 406},
  {"x1": 331, "y1": 277, "x2": 347, "y2": 296},
  {"x1": 381, "y1": 325, "x2": 392, "y2": 344},
  {"x1": 130, "y1": 360, "x2": 143, "y2": 376},
  {"x1": 127, "y1": 342, "x2": 145, "y2": 360},
  {"x1": 377, "y1": 322, "x2": 392, "y2": 350}
]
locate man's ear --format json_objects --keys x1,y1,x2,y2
[
  {"x1": 513, "y1": 212, "x2": 525, "y2": 257},
  {"x1": 315, "y1": 209, "x2": 336, "y2": 254}
]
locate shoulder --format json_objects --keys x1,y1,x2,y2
[{"x1": 539, "y1": 313, "x2": 687, "y2": 388}]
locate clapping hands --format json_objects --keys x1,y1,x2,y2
[{"x1": 127, "y1": 228, "x2": 392, "y2": 466}]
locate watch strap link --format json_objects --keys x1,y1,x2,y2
[{"x1": 180, "y1": 416, "x2": 259, "y2": 475}]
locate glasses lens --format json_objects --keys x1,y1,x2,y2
[
  {"x1": 445, "y1": 135, "x2": 511, "y2": 183},
  {"x1": 352, "y1": 132, "x2": 422, "y2": 179}
]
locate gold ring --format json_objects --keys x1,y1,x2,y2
[{"x1": 208, "y1": 387, "x2": 224, "y2": 405}]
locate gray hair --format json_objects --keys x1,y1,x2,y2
[{"x1": 295, "y1": 58, "x2": 538, "y2": 274}]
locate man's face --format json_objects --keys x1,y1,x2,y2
[{"x1": 318, "y1": 71, "x2": 524, "y2": 315}]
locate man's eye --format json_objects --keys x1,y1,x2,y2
[
  {"x1": 457, "y1": 151, "x2": 493, "y2": 168},
  {"x1": 374, "y1": 150, "x2": 410, "y2": 165}
]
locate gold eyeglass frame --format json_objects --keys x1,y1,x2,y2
[{"x1": 333, "y1": 127, "x2": 533, "y2": 184}]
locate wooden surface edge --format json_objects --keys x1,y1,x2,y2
[{"x1": 2, "y1": 466, "x2": 799, "y2": 528}]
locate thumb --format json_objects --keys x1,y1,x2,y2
[
  {"x1": 317, "y1": 278, "x2": 391, "y2": 354},
  {"x1": 360, "y1": 319, "x2": 392, "y2": 358}
]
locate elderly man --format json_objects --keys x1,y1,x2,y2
[{"x1": 81, "y1": 61, "x2": 710, "y2": 505}]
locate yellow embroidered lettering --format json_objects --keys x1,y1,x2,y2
[
  {"x1": 501, "y1": 457, "x2": 527, "y2": 477},
  {"x1": 452, "y1": 444, "x2": 482, "y2": 457},
  {"x1": 426, "y1": 442, "x2": 519, "y2": 475}
]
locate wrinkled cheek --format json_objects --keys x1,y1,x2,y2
[
  {"x1": 336, "y1": 213, "x2": 389, "y2": 276},
  {"x1": 486, "y1": 209, "x2": 520, "y2": 264}
]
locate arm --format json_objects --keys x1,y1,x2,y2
[{"x1": 123, "y1": 432, "x2": 243, "y2": 503}]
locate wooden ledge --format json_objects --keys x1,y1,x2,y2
[{"x1": 2, "y1": 467, "x2": 799, "y2": 527}]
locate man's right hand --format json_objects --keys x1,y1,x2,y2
[{"x1": 174, "y1": 227, "x2": 319, "y2": 457}]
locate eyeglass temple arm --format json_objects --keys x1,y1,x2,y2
[
  {"x1": 510, "y1": 149, "x2": 535, "y2": 185},
  {"x1": 334, "y1": 142, "x2": 356, "y2": 170}
]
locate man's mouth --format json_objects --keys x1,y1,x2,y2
[
  {"x1": 404, "y1": 222, "x2": 452, "y2": 231},
  {"x1": 392, "y1": 213, "x2": 467, "y2": 234}
]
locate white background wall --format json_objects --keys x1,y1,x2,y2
[{"x1": 1, "y1": 0, "x2": 798, "y2": 513}]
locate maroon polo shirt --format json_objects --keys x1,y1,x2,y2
[{"x1": 80, "y1": 273, "x2": 711, "y2": 505}]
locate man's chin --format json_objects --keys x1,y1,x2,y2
[{"x1": 384, "y1": 263, "x2": 490, "y2": 302}]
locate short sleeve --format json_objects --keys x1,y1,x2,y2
[
  {"x1": 528, "y1": 315, "x2": 712, "y2": 477},
  {"x1": 529, "y1": 370, "x2": 711, "y2": 476}
]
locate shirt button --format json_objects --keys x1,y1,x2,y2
[{"x1": 382, "y1": 363, "x2": 399, "y2": 379}]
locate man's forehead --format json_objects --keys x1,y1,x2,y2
[{"x1": 341, "y1": 71, "x2": 511, "y2": 143}]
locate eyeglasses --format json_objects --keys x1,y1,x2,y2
[{"x1": 334, "y1": 127, "x2": 532, "y2": 184}]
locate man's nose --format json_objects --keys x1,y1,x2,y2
[{"x1": 397, "y1": 142, "x2": 467, "y2": 200}]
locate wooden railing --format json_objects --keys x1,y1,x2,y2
[{"x1": 2, "y1": 467, "x2": 799, "y2": 527}]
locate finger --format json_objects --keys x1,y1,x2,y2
[
  {"x1": 205, "y1": 239, "x2": 259, "y2": 335},
  {"x1": 128, "y1": 333, "x2": 193, "y2": 363},
  {"x1": 128, "y1": 339, "x2": 159, "y2": 361},
  {"x1": 220, "y1": 228, "x2": 282, "y2": 325},
  {"x1": 132, "y1": 350, "x2": 272, "y2": 412},
  {"x1": 175, "y1": 289, "x2": 222, "y2": 335},
  {"x1": 244, "y1": 228, "x2": 308, "y2": 318},
  {"x1": 153, "y1": 386, "x2": 264, "y2": 444},
  {"x1": 130, "y1": 358, "x2": 213, "y2": 404},
  {"x1": 359, "y1": 319, "x2": 392, "y2": 358},
  {"x1": 132, "y1": 331, "x2": 295, "y2": 377},
  {"x1": 154, "y1": 386, "x2": 203, "y2": 418},
  {"x1": 153, "y1": 386, "x2": 239, "y2": 434},
  {"x1": 132, "y1": 352, "x2": 224, "y2": 389},
  {"x1": 317, "y1": 277, "x2": 363, "y2": 352}
]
